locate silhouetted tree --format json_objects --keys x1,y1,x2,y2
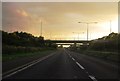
[
  {"x1": 88, "y1": 32, "x2": 119, "y2": 52},
  {"x1": 2, "y1": 30, "x2": 57, "y2": 49}
]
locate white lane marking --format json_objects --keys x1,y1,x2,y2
[
  {"x1": 68, "y1": 54, "x2": 71, "y2": 58},
  {"x1": 85, "y1": 71, "x2": 89, "y2": 74},
  {"x1": 4, "y1": 71, "x2": 18, "y2": 78},
  {"x1": 72, "y1": 57, "x2": 75, "y2": 61},
  {"x1": 76, "y1": 62, "x2": 85, "y2": 70},
  {"x1": 64, "y1": 49, "x2": 97, "y2": 81},
  {"x1": 3, "y1": 61, "x2": 37, "y2": 79},
  {"x1": 89, "y1": 75, "x2": 97, "y2": 81},
  {"x1": 3, "y1": 52, "x2": 55, "y2": 79},
  {"x1": 4, "y1": 61, "x2": 39, "y2": 78},
  {"x1": 68, "y1": 54, "x2": 70, "y2": 56}
]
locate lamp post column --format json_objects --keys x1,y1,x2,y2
[
  {"x1": 87, "y1": 23, "x2": 89, "y2": 42},
  {"x1": 40, "y1": 21, "x2": 42, "y2": 37}
]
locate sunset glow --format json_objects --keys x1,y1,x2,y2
[{"x1": 2, "y1": 2, "x2": 118, "y2": 40}]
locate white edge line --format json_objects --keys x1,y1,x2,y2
[
  {"x1": 76, "y1": 62, "x2": 85, "y2": 70},
  {"x1": 3, "y1": 52, "x2": 55, "y2": 79}
]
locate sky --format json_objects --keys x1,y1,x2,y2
[
  {"x1": 1, "y1": 0, "x2": 119, "y2": 2},
  {"x1": 2, "y1": 2, "x2": 118, "y2": 40}
]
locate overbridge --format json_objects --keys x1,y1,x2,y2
[
  {"x1": 50, "y1": 40, "x2": 90, "y2": 43},
  {"x1": 45, "y1": 40, "x2": 91, "y2": 47}
]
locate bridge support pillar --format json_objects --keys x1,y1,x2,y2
[{"x1": 74, "y1": 42, "x2": 77, "y2": 48}]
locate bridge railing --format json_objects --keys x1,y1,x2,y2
[{"x1": 45, "y1": 40, "x2": 90, "y2": 43}]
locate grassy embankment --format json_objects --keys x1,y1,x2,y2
[
  {"x1": 3, "y1": 45, "x2": 57, "y2": 62},
  {"x1": 76, "y1": 49, "x2": 119, "y2": 62},
  {"x1": 2, "y1": 31, "x2": 58, "y2": 62},
  {"x1": 72, "y1": 32, "x2": 119, "y2": 63}
]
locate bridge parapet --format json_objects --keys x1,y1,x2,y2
[{"x1": 47, "y1": 40, "x2": 90, "y2": 43}]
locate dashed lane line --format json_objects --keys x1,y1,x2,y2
[
  {"x1": 64, "y1": 49, "x2": 98, "y2": 81},
  {"x1": 72, "y1": 57, "x2": 75, "y2": 61},
  {"x1": 68, "y1": 54, "x2": 97, "y2": 81},
  {"x1": 76, "y1": 62, "x2": 85, "y2": 70},
  {"x1": 89, "y1": 75, "x2": 98, "y2": 81}
]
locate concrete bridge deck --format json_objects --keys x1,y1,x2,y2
[{"x1": 48, "y1": 40, "x2": 90, "y2": 43}]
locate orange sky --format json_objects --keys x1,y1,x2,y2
[{"x1": 2, "y1": 2, "x2": 118, "y2": 40}]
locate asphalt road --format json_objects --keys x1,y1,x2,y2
[{"x1": 3, "y1": 48, "x2": 119, "y2": 80}]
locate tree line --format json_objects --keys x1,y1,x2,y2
[
  {"x1": 1, "y1": 30, "x2": 57, "y2": 54},
  {"x1": 2, "y1": 30, "x2": 57, "y2": 48},
  {"x1": 80, "y1": 32, "x2": 119, "y2": 52}
]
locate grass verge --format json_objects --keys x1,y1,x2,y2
[
  {"x1": 74, "y1": 49, "x2": 119, "y2": 63},
  {"x1": 3, "y1": 49, "x2": 56, "y2": 62}
]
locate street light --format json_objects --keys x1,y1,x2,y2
[
  {"x1": 72, "y1": 32, "x2": 84, "y2": 41},
  {"x1": 40, "y1": 21, "x2": 42, "y2": 37},
  {"x1": 110, "y1": 20, "x2": 112, "y2": 34},
  {"x1": 78, "y1": 22, "x2": 97, "y2": 45},
  {"x1": 72, "y1": 32, "x2": 75, "y2": 40}
]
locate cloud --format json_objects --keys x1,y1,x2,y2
[
  {"x1": 2, "y1": 2, "x2": 118, "y2": 39},
  {"x1": 16, "y1": 9, "x2": 29, "y2": 17}
]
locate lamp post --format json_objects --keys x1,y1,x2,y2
[
  {"x1": 40, "y1": 21, "x2": 42, "y2": 37},
  {"x1": 72, "y1": 32, "x2": 75, "y2": 40},
  {"x1": 78, "y1": 22, "x2": 97, "y2": 45},
  {"x1": 110, "y1": 20, "x2": 112, "y2": 34},
  {"x1": 72, "y1": 32, "x2": 84, "y2": 41}
]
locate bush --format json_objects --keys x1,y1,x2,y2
[
  {"x1": 2, "y1": 45, "x2": 42, "y2": 55},
  {"x1": 88, "y1": 32, "x2": 119, "y2": 52}
]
